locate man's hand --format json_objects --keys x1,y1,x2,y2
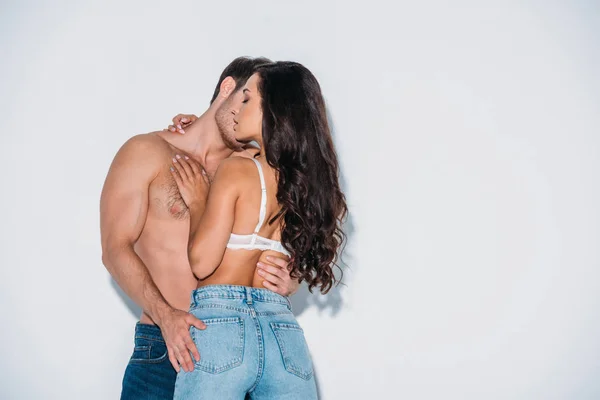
[
  {"x1": 257, "y1": 255, "x2": 300, "y2": 296},
  {"x1": 165, "y1": 114, "x2": 198, "y2": 134},
  {"x1": 157, "y1": 307, "x2": 206, "y2": 373}
]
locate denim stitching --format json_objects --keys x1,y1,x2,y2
[
  {"x1": 189, "y1": 304, "x2": 251, "y2": 314},
  {"x1": 201, "y1": 317, "x2": 243, "y2": 324},
  {"x1": 193, "y1": 318, "x2": 244, "y2": 374},
  {"x1": 255, "y1": 310, "x2": 293, "y2": 317},
  {"x1": 129, "y1": 345, "x2": 169, "y2": 365},
  {"x1": 271, "y1": 323, "x2": 303, "y2": 331},
  {"x1": 270, "y1": 323, "x2": 313, "y2": 380},
  {"x1": 192, "y1": 292, "x2": 288, "y2": 307},
  {"x1": 247, "y1": 303, "x2": 264, "y2": 393},
  {"x1": 134, "y1": 335, "x2": 165, "y2": 342}
]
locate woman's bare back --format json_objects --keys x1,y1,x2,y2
[{"x1": 197, "y1": 156, "x2": 289, "y2": 289}]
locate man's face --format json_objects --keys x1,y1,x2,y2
[{"x1": 215, "y1": 87, "x2": 246, "y2": 150}]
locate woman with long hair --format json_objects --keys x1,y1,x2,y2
[{"x1": 170, "y1": 61, "x2": 347, "y2": 399}]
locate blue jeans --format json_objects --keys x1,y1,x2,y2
[
  {"x1": 121, "y1": 323, "x2": 176, "y2": 400},
  {"x1": 174, "y1": 285, "x2": 318, "y2": 399}
]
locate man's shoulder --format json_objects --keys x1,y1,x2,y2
[
  {"x1": 115, "y1": 132, "x2": 172, "y2": 164},
  {"x1": 121, "y1": 132, "x2": 170, "y2": 154}
]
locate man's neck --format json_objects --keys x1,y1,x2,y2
[{"x1": 160, "y1": 109, "x2": 234, "y2": 174}]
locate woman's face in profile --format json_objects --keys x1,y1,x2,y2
[{"x1": 234, "y1": 73, "x2": 263, "y2": 142}]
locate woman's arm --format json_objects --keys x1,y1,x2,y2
[
  {"x1": 188, "y1": 159, "x2": 244, "y2": 279},
  {"x1": 171, "y1": 156, "x2": 243, "y2": 279},
  {"x1": 171, "y1": 155, "x2": 300, "y2": 295}
]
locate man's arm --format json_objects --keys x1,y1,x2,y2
[
  {"x1": 101, "y1": 135, "x2": 168, "y2": 319},
  {"x1": 100, "y1": 135, "x2": 204, "y2": 373}
]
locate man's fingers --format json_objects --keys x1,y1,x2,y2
[
  {"x1": 168, "y1": 347, "x2": 180, "y2": 373},
  {"x1": 178, "y1": 344, "x2": 194, "y2": 372},
  {"x1": 173, "y1": 346, "x2": 187, "y2": 372},
  {"x1": 257, "y1": 268, "x2": 284, "y2": 286},
  {"x1": 265, "y1": 255, "x2": 291, "y2": 270},
  {"x1": 257, "y1": 262, "x2": 286, "y2": 279},
  {"x1": 184, "y1": 335, "x2": 200, "y2": 362},
  {"x1": 258, "y1": 270, "x2": 283, "y2": 286},
  {"x1": 262, "y1": 280, "x2": 283, "y2": 295},
  {"x1": 188, "y1": 315, "x2": 206, "y2": 330}
]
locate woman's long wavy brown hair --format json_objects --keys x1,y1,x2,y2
[{"x1": 255, "y1": 61, "x2": 347, "y2": 294}]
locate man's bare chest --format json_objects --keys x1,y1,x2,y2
[{"x1": 148, "y1": 171, "x2": 191, "y2": 220}]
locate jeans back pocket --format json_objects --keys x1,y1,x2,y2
[
  {"x1": 270, "y1": 323, "x2": 314, "y2": 380},
  {"x1": 192, "y1": 317, "x2": 244, "y2": 374}
]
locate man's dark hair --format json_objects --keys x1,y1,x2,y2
[{"x1": 210, "y1": 56, "x2": 272, "y2": 104}]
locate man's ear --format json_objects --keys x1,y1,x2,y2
[{"x1": 219, "y1": 76, "x2": 236, "y2": 99}]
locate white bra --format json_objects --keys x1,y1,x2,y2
[{"x1": 226, "y1": 158, "x2": 291, "y2": 257}]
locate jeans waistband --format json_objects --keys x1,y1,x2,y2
[
  {"x1": 190, "y1": 285, "x2": 291, "y2": 309},
  {"x1": 134, "y1": 322, "x2": 164, "y2": 341}
]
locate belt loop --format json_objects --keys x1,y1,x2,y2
[
  {"x1": 190, "y1": 291, "x2": 196, "y2": 308},
  {"x1": 245, "y1": 286, "x2": 253, "y2": 305}
]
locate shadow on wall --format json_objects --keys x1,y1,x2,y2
[
  {"x1": 289, "y1": 212, "x2": 355, "y2": 318},
  {"x1": 110, "y1": 278, "x2": 142, "y2": 319},
  {"x1": 290, "y1": 103, "x2": 357, "y2": 318}
]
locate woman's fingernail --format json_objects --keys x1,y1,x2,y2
[
  {"x1": 182, "y1": 118, "x2": 188, "y2": 122},
  {"x1": 257, "y1": 270, "x2": 264, "y2": 276},
  {"x1": 179, "y1": 130, "x2": 185, "y2": 134},
  {"x1": 257, "y1": 262, "x2": 264, "y2": 267},
  {"x1": 170, "y1": 167, "x2": 174, "y2": 172},
  {"x1": 177, "y1": 125, "x2": 182, "y2": 129},
  {"x1": 184, "y1": 156, "x2": 190, "y2": 160},
  {"x1": 172, "y1": 158, "x2": 177, "y2": 163},
  {"x1": 176, "y1": 154, "x2": 181, "y2": 159},
  {"x1": 266, "y1": 256, "x2": 273, "y2": 261}
]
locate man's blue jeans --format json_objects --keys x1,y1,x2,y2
[{"x1": 121, "y1": 323, "x2": 176, "y2": 400}]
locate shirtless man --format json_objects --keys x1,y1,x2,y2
[{"x1": 100, "y1": 56, "x2": 299, "y2": 400}]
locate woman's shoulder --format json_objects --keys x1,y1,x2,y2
[
  {"x1": 213, "y1": 156, "x2": 259, "y2": 187},
  {"x1": 217, "y1": 156, "x2": 256, "y2": 174}
]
